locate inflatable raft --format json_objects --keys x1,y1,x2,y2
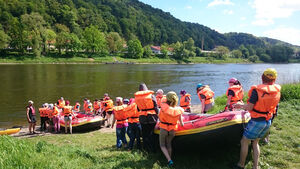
[
  {"x1": 0, "y1": 128, "x2": 21, "y2": 135},
  {"x1": 59, "y1": 112, "x2": 104, "y2": 131},
  {"x1": 154, "y1": 111, "x2": 250, "y2": 144}
]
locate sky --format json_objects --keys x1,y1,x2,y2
[{"x1": 139, "y1": 0, "x2": 300, "y2": 46}]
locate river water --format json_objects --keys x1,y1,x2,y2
[{"x1": 1, "y1": 63, "x2": 299, "y2": 128}]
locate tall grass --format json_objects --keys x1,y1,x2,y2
[{"x1": 280, "y1": 83, "x2": 300, "y2": 101}]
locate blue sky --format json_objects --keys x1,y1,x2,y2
[{"x1": 139, "y1": 0, "x2": 300, "y2": 46}]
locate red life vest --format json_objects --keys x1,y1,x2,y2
[
  {"x1": 113, "y1": 104, "x2": 128, "y2": 124},
  {"x1": 156, "y1": 95, "x2": 166, "y2": 108},
  {"x1": 197, "y1": 86, "x2": 214, "y2": 104},
  {"x1": 58, "y1": 100, "x2": 65, "y2": 108},
  {"x1": 159, "y1": 103, "x2": 184, "y2": 131},
  {"x1": 63, "y1": 106, "x2": 73, "y2": 116},
  {"x1": 104, "y1": 100, "x2": 114, "y2": 112},
  {"x1": 247, "y1": 84, "x2": 281, "y2": 121},
  {"x1": 134, "y1": 90, "x2": 156, "y2": 116},
  {"x1": 124, "y1": 103, "x2": 140, "y2": 123},
  {"x1": 180, "y1": 93, "x2": 191, "y2": 111},
  {"x1": 226, "y1": 85, "x2": 244, "y2": 105},
  {"x1": 39, "y1": 108, "x2": 47, "y2": 117}
]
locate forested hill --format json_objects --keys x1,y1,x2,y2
[{"x1": 0, "y1": 0, "x2": 295, "y2": 50}]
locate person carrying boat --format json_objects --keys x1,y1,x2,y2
[
  {"x1": 74, "y1": 101, "x2": 80, "y2": 112},
  {"x1": 39, "y1": 103, "x2": 49, "y2": 132},
  {"x1": 63, "y1": 100, "x2": 76, "y2": 134},
  {"x1": 123, "y1": 98, "x2": 142, "y2": 150},
  {"x1": 156, "y1": 89, "x2": 166, "y2": 108},
  {"x1": 93, "y1": 99, "x2": 101, "y2": 114},
  {"x1": 196, "y1": 84, "x2": 215, "y2": 114},
  {"x1": 225, "y1": 78, "x2": 244, "y2": 111},
  {"x1": 58, "y1": 97, "x2": 65, "y2": 109},
  {"x1": 47, "y1": 104, "x2": 54, "y2": 132},
  {"x1": 26, "y1": 100, "x2": 36, "y2": 134},
  {"x1": 102, "y1": 97, "x2": 114, "y2": 127},
  {"x1": 179, "y1": 90, "x2": 191, "y2": 112},
  {"x1": 111, "y1": 97, "x2": 128, "y2": 148},
  {"x1": 51, "y1": 103, "x2": 61, "y2": 133},
  {"x1": 233, "y1": 68, "x2": 281, "y2": 169},
  {"x1": 159, "y1": 91, "x2": 184, "y2": 167},
  {"x1": 134, "y1": 83, "x2": 159, "y2": 153},
  {"x1": 85, "y1": 100, "x2": 93, "y2": 114}
]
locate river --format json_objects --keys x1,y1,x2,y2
[{"x1": 0, "y1": 63, "x2": 299, "y2": 128}]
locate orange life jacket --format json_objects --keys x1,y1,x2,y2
[
  {"x1": 180, "y1": 93, "x2": 191, "y2": 110},
  {"x1": 104, "y1": 100, "x2": 114, "y2": 112},
  {"x1": 113, "y1": 104, "x2": 128, "y2": 124},
  {"x1": 159, "y1": 103, "x2": 184, "y2": 131},
  {"x1": 58, "y1": 100, "x2": 65, "y2": 108},
  {"x1": 39, "y1": 108, "x2": 47, "y2": 117},
  {"x1": 52, "y1": 106, "x2": 59, "y2": 117},
  {"x1": 134, "y1": 90, "x2": 156, "y2": 116},
  {"x1": 94, "y1": 101, "x2": 100, "y2": 110},
  {"x1": 74, "y1": 103, "x2": 80, "y2": 112},
  {"x1": 247, "y1": 84, "x2": 281, "y2": 121},
  {"x1": 197, "y1": 86, "x2": 214, "y2": 104},
  {"x1": 156, "y1": 95, "x2": 166, "y2": 108},
  {"x1": 226, "y1": 85, "x2": 244, "y2": 105},
  {"x1": 86, "y1": 103, "x2": 93, "y2": 113},
  {"x1": 46, "y1": 108, "x2": 54, "y2": 118},
  {"x1": 63, "y1": 106, "x2": 73, "y2": 116},
  {"x1": 83, "y1": 101, "x2": 88, "y2": 111},
  {"x1": 124, "y1": 103, "x2": 140, "y2": 123}
]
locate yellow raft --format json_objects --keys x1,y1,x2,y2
[{"x1": 0, "y1": 128, "x2": 21, "y2": 135}]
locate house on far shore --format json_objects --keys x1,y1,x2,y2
[{"x1": 151, "y1": 46, "x2": 161, "y2": 54}]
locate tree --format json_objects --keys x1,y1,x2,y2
[
  {"x1": 160, "y1": 43, "x2": 169, "y2": 58},
  {"x1": 0, "y1": 28, "x2": 11, "y2": 49},
  {"x1": 184, "y1": 38, "x2": 195, "y2": 52},
  {"x1": 231, "y1": 50, "x2": 242, "y2": 58},
  {"x1": 42, "y1": 29, "x2": 56, "y2": 54},
  {"x1": 127, "y1": 39, "x2": 143, "y2": 59},
  {"x1": 66, "y1": 33, "x2": 81, "y2": 53},
  {"x1": 21, "y1": 13, "x2": 46, "y2": 57},
  {"x1": 172, "y1": 41, "x2": 184, "y2": 60},
  {"x1": 269, "y1": 45, "x2": 294, "y2": 62},
  {"x1": 106, "y1": 32, "x2": 125, "y2": 53},
  {"x1": 215, "y1": 46, "x2": 229, "y2": 56},
  {"x1": 239, "y1": 45, "x2": 249, "y2": 58},
  {"x1": 82, "y1": 25, "x2": 107, "y2": 53},
  {"x1": 248, "y1": 55, "x2": 259, "y2": 62},
  {"x1": 259, "y1": 54, "x2": 271, "y2": 62},
  {"x1": 195, "y1": 47, "x2": 202, "y2": 57},
  {"x1": 143, "y1": 45, "x2": 152, "y2": 58}
]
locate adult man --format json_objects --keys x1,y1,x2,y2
[
  {"x1": 233, "y1": 68, "x2": 281, "y2": 169},
  {"x1": 134, "y1": 83, "x2": 159, "y2": 152}
]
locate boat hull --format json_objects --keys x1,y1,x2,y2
[
  {"x1": 154, "y1": 111, "x2": 250, "y2": 144},
  {"x1": 0, "y1": 128, "x2": 21, "y2": 135},
  {"x1": 59, "y1": 113, "x2": 105, "y2": 131}
]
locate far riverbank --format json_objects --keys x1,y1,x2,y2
[{"x1": 0, "y1": 55, "x2": 251, "y2": 64}]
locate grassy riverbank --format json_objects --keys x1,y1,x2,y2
[
  {"x1": 0, "y1": 55, "x2": 251, "y2": 64},
  {"x1": 1, "y1": 84, "x2": 300, "y2": 169}
]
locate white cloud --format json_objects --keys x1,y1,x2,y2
[
  {"x1": 223, "y1": 9, "x2": 234, "y2": 15},
  {"x1": 207, "y1": 0, "x2": 234, "y2": 7},
  {"x1": 264, "y1": 27, "x2": 300, "y2": 45},
  {"x1": 252, "y1": 0, "x2": 300, "y2": 26},
  {"x1": 185, "y1": 5, "x2": 193, "y2": 10}
]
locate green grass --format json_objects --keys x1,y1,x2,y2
[
  {"x1": 1, "y1": 84, "x2": 300, "y2": 169},
  {"x1": 0, "y1": 55, "x2": 251, "y2": 64}
]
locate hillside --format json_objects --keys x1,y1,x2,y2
[{"x1": 0, "y1": 0, "x2": 296, "y2": 50}]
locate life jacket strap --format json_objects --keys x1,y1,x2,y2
[
  {"x1": 141, "y1": 108, "x2": 155, "y2": 111},
  {"x1": 160, "y1": 121, "x2": 176, "y2": 125},
  {"x1": 129, "y1": 116, "x2": 139, "y2": 119},
  {"x1": 253, "y1": 109, "x2": 269, "y2": 114}
]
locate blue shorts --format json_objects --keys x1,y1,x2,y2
[{"x1": 243, "y1": 119, "x2": 272, "y2": 140}]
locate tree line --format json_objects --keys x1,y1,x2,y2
[{"x1": 0, "y1": 0, "x2": 296, "y2": 62}]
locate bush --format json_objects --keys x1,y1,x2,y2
[
  {"x1": 259, "y1": 54, "x2": 272, "y2": 62},
  {"x1": 248, "y1": 55, "x2": 259, "y2": 62},
  {"x1": 280, "y1": 83, "x2": 300, "y2": 101}
]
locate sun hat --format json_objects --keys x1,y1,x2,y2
[
  {"x1": 28, "y1": 100, "x2": 34, "y2": 104},
  {"x1": 156, "y1": 89, "x2": 164, "y2": 94},
  {"x1": 228, "y1": 78, "x2": 238, "y2": 83}
]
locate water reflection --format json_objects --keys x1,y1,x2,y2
[{"x1": 0, "y1": 63, "x2": 299, "y2": 128}]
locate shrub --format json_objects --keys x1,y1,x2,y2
[{"x1": 280, "y1": 83, "x2": 300, "y2": 101}]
